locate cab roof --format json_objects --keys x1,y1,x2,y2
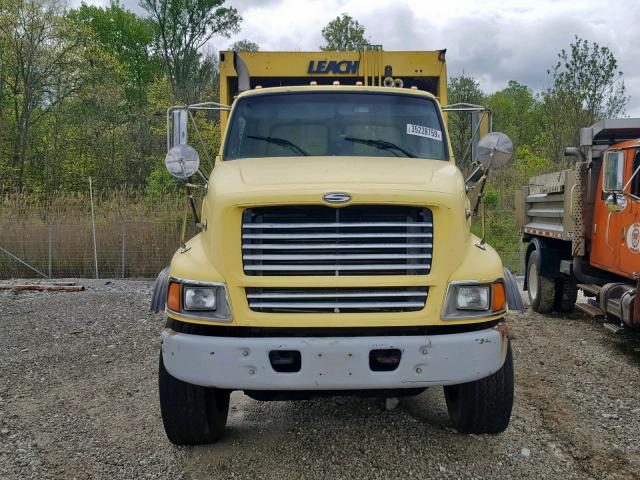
[
  {"x1": 609, "y1": 138, "x2": 640, "y2": 150},
  {"x1": 236, "y1": 85, "x2": 438, "y2": 102}
]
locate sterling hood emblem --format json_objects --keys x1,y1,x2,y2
[{"x1": 323, "y1": 192, "x2": 352, "y2": 204}]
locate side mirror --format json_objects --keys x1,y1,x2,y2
[
  {"x1": 165, "y1": 144, "x2": 200, "y2": 180},
  {"x1": 603, "y1": 151, "x2": 624, "y2": 193},
  {"x1": 165, "y1": 107, "x2": 199, "y2": 180},
  {"x1": 605, "y1": 193, "x2": 627, "y2": 213},
  {"x1": 476, "y1": 132, "x2": 513, "y2": 169},
  {"x1": 172, "y1": 109, "x2": 188, "y2": 146}
]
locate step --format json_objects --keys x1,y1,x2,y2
[
  {"x1": 577, "y1": 284, "x2": 602, "y2": 296},
  {"x1": 603, "y1": 322, "x2": 623, "y2": 334},
  {"x1": 607, "y1": 298, "x2": 622, "y2": 318},
  {"x1": 575, "y1": 302, "x2": 605, "y2": 317}
]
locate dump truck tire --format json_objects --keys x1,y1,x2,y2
[
  {"x1": 159, "y1": 352, "x2": 230, "y2": 445},
  {"x1": 444, "y1": 341, "x2": 514, "y2": 434},
  {"x1": 527, "y1": 250, "x2": 555, "y2": 313},
  {"x1": 555, "y1": 276, "x2": 577, "y2": 313}
]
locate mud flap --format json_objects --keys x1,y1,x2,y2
[
  {"x1": 150, "y1": 266, "x2": 170, "y2": 313},
  {"x1": 504, "y1": 267, "x2": 524, "y2": 312}
]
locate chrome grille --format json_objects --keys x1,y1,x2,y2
[
  {"x1": 242, "y1": 205, "x2": 433, "y2": 276},
  {"x1": 247, "y1": 287, "x2": 428, "y2": 313}
]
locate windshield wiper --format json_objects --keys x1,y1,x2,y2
[
  {"x1": 343, "y1": 137, "x2": 416, "y2": 158},
  {"x1": 247, "y1": 135, "x2": 309, "y2": 156}
]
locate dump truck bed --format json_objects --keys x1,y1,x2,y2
[{"x1": 515, "y1": 169, "x2": 577, "y2": 241}]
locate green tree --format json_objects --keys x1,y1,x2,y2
[
  {"x1": 320, "y1": 13, "x2": 369, "y2": 51},
  {"x1": 543, "y1": 36, "x2": 629, "y2": 161},
  {"x1": 140, "y1": 0, "x2": 241, "y2": 103},
  {"x1": 68, "y1": 2, "x2": 159, "y2": 106},
  {"x1": 0, "y1": 0, "x2": 93, "y2": 191},
  {"x1": 229, "y1": 39, "x2": 259, "y2": 52},
  {"x1": 487, "y1": 80, "x2": 543, "y2": 149},
  {"x1": 447, "y1": 74, "x2": 485, "y2": 168}
]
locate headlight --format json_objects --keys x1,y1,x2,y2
[
  {"x1": 442, "y1": 280, "x2": 506, "y2": 320},
  {"x1": 456, "y1": 285, "x2": 490, "y2": 310},
  {"x1": 166, "y1": 279, "x2": 232, "y2": 322},
  {"x1": 184, "y1": 287, "x2": 217, "y2": 311}
]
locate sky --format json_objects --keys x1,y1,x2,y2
[{"x1": 72, "y1": 0, "x2": 640, "y2": 115}]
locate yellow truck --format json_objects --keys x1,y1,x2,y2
[{"x1": 151, "y1": 50, "x2": 521, "y2": 445}]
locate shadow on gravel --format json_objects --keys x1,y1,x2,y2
[{"x1": 608, "y1": 330, "x2": 640, "y2": 367}]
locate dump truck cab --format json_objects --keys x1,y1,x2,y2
[{"x1": 153, "y1": 51, "x2": 519, "y2": 445}]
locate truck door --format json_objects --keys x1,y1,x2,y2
[
  {"x1": 618, "y1": 148, "x2": 640, "y2": 277},
  {"x1": 591, "y1": 149, "x2": 625, "y2": 274}
]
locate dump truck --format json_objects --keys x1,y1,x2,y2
[
  {"x1": 151, "y1": 50, "x2": 522, "y2": 445},
  {"x1": 516, "y1": 119, "x2": 640, "y2": 330}
]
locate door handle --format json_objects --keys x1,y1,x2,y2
[{"x1": 605, "y1": 212, "x2": 614, "y2": 251}]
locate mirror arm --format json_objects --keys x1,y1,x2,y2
[
  {"x1": 465, "y1": 164, "x2": 484, "y2": 185},
  {"x1": 187, "y1": 109, "x2": 214, "y2": 177},
  {"x1": 185, "y1": 185, "x2": 200, "y2": 225},
  {"x1": 472, "y1": 174, "x2": 489, "y2": 217},
  {"x1": 623, "y1": 162, "x2": 640, "y2": 193}
]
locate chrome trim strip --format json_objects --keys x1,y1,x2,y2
[
  {"x1": 243, "y1": 222, "x2": 433, "y2": 229},
  {"x1": 244, "y1": 264, "x2": 431, "y2": 271},
  {"x1": 243, "y1": 232, "x2": 433, "y2": 239},
  {"x1": 247, "y1": 291, "x2": 428, "y2": 299},
  {"x1": 248, "y1": 301, "x2": 426, "y2": 309},
  {"x1": 242, "y1": 243, "x2": 433, "y2": 250},
  {"x1": 243, "y1": 253, "x2": 432, "y2": 261}
]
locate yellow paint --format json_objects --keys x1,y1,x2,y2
[
  {"x1": 166, "y1": 53, "x2": 504, "y2": 328},
  {"x1": 167, "y1": 93, "x2": 505, "y2": 327},
  {"x1": 218, "y1": 50, "x2": 448, "y2": 131}
]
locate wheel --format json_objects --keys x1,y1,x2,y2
[
  {"x1": 554, "y1": 276, "x2": 577, "y2": 313},
  {"x1": 159, "y1": 351, "x2": 230, "y2": 445},
  {"x1": 444, "y1": 341, "x2": 514, "y2": 434},
  {"x1": 527, "y1": 250, "x2": 556, "y2": 313}
]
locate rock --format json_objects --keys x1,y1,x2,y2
[
  {"x1": 521, "y1": 447, "x2": 531, "y2": 459},
  {"x1": 385, "y1": 397, "x2": 399, "y2": 410}
]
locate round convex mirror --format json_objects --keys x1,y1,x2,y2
[
  {"x1": 476, "y1": 132, "x2": 513, "y2": 168},
  {"x1": 165, "y1": 144, "x2": 200, "y2": 180}
]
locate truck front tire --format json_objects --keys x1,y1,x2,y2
[
  {"x1": 444, "y1": 341, "x2": 514, "y2": 434},
  {"x1": 527, "y1": 250, "x2": 556, "y2": 313},
  {"x1": 159, "y1": 352, "x2": 230, "y2": 445}
]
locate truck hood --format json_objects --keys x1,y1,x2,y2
[{"x1": 211, "y1": 156, "x2": 464, "y2": 195}]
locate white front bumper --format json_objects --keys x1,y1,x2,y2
[{"x1": 161, "y1": 326, "x2": 508, "y2": 390}]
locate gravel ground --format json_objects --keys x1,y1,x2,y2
[{"x1": 1, "y1": 279, "x2": 639, "y2": 479}]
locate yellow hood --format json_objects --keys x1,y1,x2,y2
[{"x1": 218, "y1": 156, "x2": 461, "y2": 193}]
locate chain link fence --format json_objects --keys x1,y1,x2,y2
[
  {"x1": 0, "y1": 221, "x2": 185, "y2": 279},
  {"x1": 0, "y1": 211, "x2": 524, "y2": 279}
]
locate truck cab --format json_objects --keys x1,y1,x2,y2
[
  {"x1": 153, "y1": 52, "x2": 518, "y2": 445},
  {"x1": 591, "y1": 140, "x2": 640, "y2": 278}
]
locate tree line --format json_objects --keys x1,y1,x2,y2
[{"x1": 0, "y1": 5, "x2": 630, "y2": 199}]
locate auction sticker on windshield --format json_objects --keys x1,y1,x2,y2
[{"x1": 407, "y1": 124, "x2": 442, "y2": 141}]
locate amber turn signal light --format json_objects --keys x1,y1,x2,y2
[
  {"x1": 492, "y1": 282, "x2": 506, "y2": 312},
  {"x1": 167, "y1": 282, "x2": 181, "y2": 311}
]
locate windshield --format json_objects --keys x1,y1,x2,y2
[{"x1": 223, "y1": 92, "x2": 448, "y2": 161}]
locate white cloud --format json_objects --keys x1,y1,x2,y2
[{"x1": 74, "y1": 0, "x2": 640, "y2": 115}]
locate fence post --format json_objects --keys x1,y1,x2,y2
[
  {"x1": 121, "y1": 223, "x2": 126, "y2": 279},
  {"x1": 89, "y1": 177, "x2": 98, "y2": 279},
  {"x1": 48, "y1": 224, "x2": 52, "y2": 278},
  {"x1": 519, "y1": 235, "x2": 525, "y2": 274}
]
